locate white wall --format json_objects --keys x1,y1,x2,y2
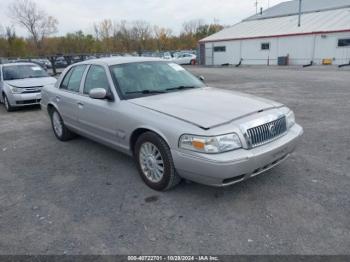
[
  {"x1": 211, "y1": 41, "x2": 242, "y2": 65},
  {"x1": 314, "y1": 32, "x2": 350, "y2": 65},
  {"x1": 241, "y1": 38, "x2": 279, "y2": 65},
  {"x1": 206, "y1": 32, "x2": 350, "y2": 66},
  {"x1": 278, "y1": 35, "x2": 315, "y2": 65}
]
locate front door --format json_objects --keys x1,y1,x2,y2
[{"x1": 77, "y1": 65, "x2": 119, "y2": 145}]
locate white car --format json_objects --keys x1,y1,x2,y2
[
  {"x1": 172, "y1": 53, "x2": 197, "y2": 65},
  {"x1": 0, "y1": 63, "x2": 57, "y2": 112}
]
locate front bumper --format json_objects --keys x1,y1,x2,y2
[
  {"x1": 171, "y1": 124, "x2": 303, "y2": 187},
  {"x1": 7, "y1": 92, "x2": 41, "y2": 107}
]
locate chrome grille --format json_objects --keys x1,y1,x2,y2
[
  {"x1": 22, "y1": 86, "x2": 42, "y2": 94},
  {"x1": 247, "y1": 117, "x2": 287, "y2": 148}
]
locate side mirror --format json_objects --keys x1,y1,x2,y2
[
  {"x1": 89, "y1": 88, "x2": 107, "y2": 99},
  {"x1": 198, "y1": 75, "x2": 205, "y2": 82}
]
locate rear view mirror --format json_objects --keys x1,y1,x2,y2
[
  {"x1": 198, "y1": 75, "x2": 205, "y2": 82},
  {"x1": 89, "y1": 88, "x2": 107, "y2": 99}
]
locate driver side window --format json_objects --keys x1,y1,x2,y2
[
  {"x1": 60, "y1": 65, "x2": 87, "y2": 92},
  {"x1": 84, "y1": 65, "x2": 110, "y2": 95}
]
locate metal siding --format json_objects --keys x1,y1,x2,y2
[
  {"x1": 212, "y1": 41, "x2": 241, "y2": 65},
  {"x1": 277, "y1": 35, "x2": 315, "y2": 65},
  {"x1": 334, "y1": 32, "x2": 350, "y2": 64},
  {"x1": 241, "y1": 38, "x2": 279, "y2": 65},
  {"x1": 207, "y1": 32, "x2": 350, "y2": 66},
  {"x1": 205, "y1": 43, "x2": 214, "y2": 66}
]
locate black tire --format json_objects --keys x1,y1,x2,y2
[
  {"x1": 3, "y1": 94, "x2": 13, "y2": 112},
  {"x1": 134, "y1": 132, "x2": 181, "y2": 191},
  {"x1": 49, "y1": 108, "x2": 76, "y2": 141},
  {"x1": 190, "y1": 59, "x2": 196, "y2": 65}
]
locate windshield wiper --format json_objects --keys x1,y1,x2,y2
[
  {"x1": 28, "y1": 75, "x2": 47, "y2": 78},
  {"x1": 166, "y1": 86, "x2": 196, "y2": 91},
  {"x1": 5, "y1": 77, "x2": 25, "y2": 80},
  {"x1": 125, "y1": 89, "x2": 167, "y2": 95}
]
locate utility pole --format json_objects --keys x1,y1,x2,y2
[
  {"x1": 298, "y1": 0, "x2": 302, "y2": 27},
  {"x1": 255, "y1": 0, "x2": 258, "y2": 14}
]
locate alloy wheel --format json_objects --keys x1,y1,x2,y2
[
  {"x1": 139, "y1": 142, "x2": 164, "y2": 183},
  {"x1": 52, "y1": 111, "x2": 63, "y2": 137}
]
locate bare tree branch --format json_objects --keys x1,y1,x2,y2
[{"x1": 8, "y1": 0, "x2": 58, "y2": 50}]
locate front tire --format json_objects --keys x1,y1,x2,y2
[
  {"x1": 49, "y1": 109, "x2": 76, "y2": 141},
  {"x1": 3, "y1": 94, "x2": 13, "y2": 112},
  {"x1": 135, "y1": 132, "x2": 181, "y2": 191}
]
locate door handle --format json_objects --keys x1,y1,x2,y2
[{"x1": 77, "y1": 102, "x2": 84, "y2": 108}]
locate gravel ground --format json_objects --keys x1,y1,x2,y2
[{"x1": 0, "y1": 65, "x2": 349, "y2": 255}]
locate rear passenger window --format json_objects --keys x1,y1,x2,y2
[
  {"x1": 60, "y1": 65, "x2": 87, "y2": 92},
  {"x1": 84, "y1": 65, "x2": 110, "y2": 95}
]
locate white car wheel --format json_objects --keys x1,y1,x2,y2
[
  {"x1": 139, "y1": 142, "x2": 165, "y2": 183},
  {"x1": 49, "y1": 109, "x2": 76, "y2": 141},
  {"x1": 135, "y1": 132, "x2": 181, "y2": 191},
  {"x1": 52, "y1": 111, "x2": 63, "y2": 138},
  {"x1": 3, "y1": 95, "x2": 13, "y2": 112}
]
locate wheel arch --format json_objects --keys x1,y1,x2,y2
[
  {"x1": 1, "y1": 88, "x2": 8, "y2": 98},
  {"x1": 130, "y1": 127, "x2": 170, "y2": 156},
  {"x1": 47, "y1": 102, "x2": 59, "y2": 116}
]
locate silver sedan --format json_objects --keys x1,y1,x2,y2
[
  {"x1": 41, "y1": 57, "x2": 303, "y2": 191},
  {"x1": 0, "y1": 63, "x2": 57, "y2": 112}
]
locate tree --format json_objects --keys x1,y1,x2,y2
[
  {"x1": 8, "y1": 0, "x2": 58, "y2": 51},
  {"x1": 115, "y1": 20, "x2": 132, "y2": 52},
  {"x1": 195, "y1": 23, "x2": 224, "y2": 40},
  {"x1": 131, "y1": 21, "x2": 152, "y2": 53},
  {"x1": 182, "y1": 19, "x2": 204, "y2": 35},
  {"x1": 93, "y1": 19, "x2": 113, "y2": 52},
  {"x1": 180, "y1": 19, "x2": 204, "y2": 49},
  {"x1": 0, "y1": 26, "x2": 27, "y2": 57},
  {"x1": 154, "y1": 26, "x2": 172, "y2": 51}
]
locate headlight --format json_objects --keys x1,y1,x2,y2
[
  {"x1": 179, "y1": 133, "x2": 242, "y2": 154},
  {"x1": 286, "y1": 110, "x2": 295, "y2": 129},
  {"x1": 8, "y1": 85, "x2": 23, "y2": 94}
]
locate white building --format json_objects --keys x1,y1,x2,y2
[{"x1": 199, "y1": 0, "x2": 350, "y2": 66}]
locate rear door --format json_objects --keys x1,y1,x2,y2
[
  {"x1": 56, "y1": 65, "x2": 88, "y2": 129},
  {"x1": 77, "y1": 64, "x2": 120, "y2": 144}
]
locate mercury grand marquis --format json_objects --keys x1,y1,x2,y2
[{"x1": 41, "y1": 57, "x2": 303, "y2": 191}]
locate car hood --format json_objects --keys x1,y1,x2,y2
[
  {"x1": 129, "y1": 87, "x2": 283, "y2": 129},
  {"x1": 5, "y1": 77, "x2": 57, "y2": 88}
]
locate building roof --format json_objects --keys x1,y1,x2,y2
[
  {"x1": 200, "y1": 7, "x2": 350, "y2": 43},
  {"x1": 246, "y1": 0, "x2": 350, "y2": 21}
]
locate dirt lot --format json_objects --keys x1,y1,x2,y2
[{"x1": 0, "y1": 65, "x2": 349, "y2": 255}]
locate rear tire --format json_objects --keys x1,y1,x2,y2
[
  {"x1": 3, "y1": 94, "x2": 13, "y2": 112},
  {"x1": 49, "y1": 109, "x2": 76, "y2": 141},
  {"x1": 190, "y1": 59, "x2": 196, "y2": 65},
  {"x1": 135, "y1": 132, "x2": 181, "y2": 191}
]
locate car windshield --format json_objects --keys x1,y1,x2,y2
[
  {"x1": 3, "y1": 65, "x2": 49, "y2": 80},
  {"x1": 110, "y1": 62, "x2": 205, "y2": 99}
]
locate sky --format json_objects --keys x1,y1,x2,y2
[{"x1": 0, "y1": 0, "x2": 287, "y2": 37}]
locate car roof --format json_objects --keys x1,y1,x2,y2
[
  {"x1": 77, "y1": 56, "x2": 165, "y2": 66},
  {"x1": 1, "y1": 62, "x2": 38, "y2": 67}
]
